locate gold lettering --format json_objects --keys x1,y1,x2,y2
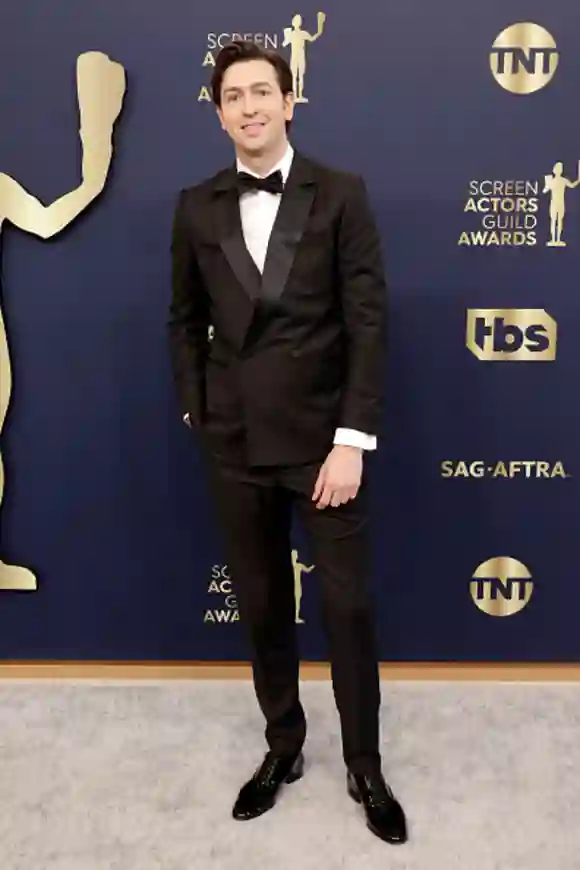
[
  {"x1": 492, "y1": 462, "x2": 509, "y2": 478},
  {"x1": 515, "y1": 197, "x2": 529, "y2": 212},
  {"x1": 509, "y1": 461, "x2": 522, "y2": 477},
  {"x1": 527, "y1": 198, "x2": 539, "y2": 213},
  {"x1": 441, "y1": 461, "x2": 454, "y2": 477},
  {"x1": 521, "y1": 461, "x2": 535, "y2": 477},
  {"x1": 466, "y1": 231, "x2": 487, "y2": 245},
  {"x1": 214, "y1": 610, "x2": 233, "y2": 622}
]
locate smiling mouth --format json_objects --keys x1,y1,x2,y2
[{"x1": 242, "y1": 122, "x2": 265, "y2": 131}]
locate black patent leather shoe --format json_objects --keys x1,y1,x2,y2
[
  {"x1": 232, "y1": 750, "x2": 304, "y2": 821},
  {"x1": 347, "y1": 770, "x2": 408, "y2": 844}
]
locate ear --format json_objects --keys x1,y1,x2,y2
[
  {"x1": 284, "y1": 92, "x2": 295, "y2": 123},
  {"x1": 216, "y1": 106, "x2": 226, "y2": 130}
]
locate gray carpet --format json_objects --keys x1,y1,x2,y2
[{"x1": 0, "y1": 679, "x2": 579, "y2": 870}]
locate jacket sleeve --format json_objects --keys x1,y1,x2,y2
[
  {"x1": 336, "y1": 174, "x2": 387, "y2": 436},
  {"x1": 167, "y1": 189, "x2": 211, "y2": 426}
]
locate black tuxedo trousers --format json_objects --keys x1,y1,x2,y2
[{"x1": 205, "y1": 451, "x2": 382, "y2": 775}]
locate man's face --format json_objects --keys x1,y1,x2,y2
[{"x1": 217, "y1": 59, "x2": 294, "y2": 157}]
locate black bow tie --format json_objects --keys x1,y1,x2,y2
[{"x1": 236, "y1": 169, "x2": 284, "y2": 196}]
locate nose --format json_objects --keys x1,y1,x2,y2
[{"x1": 241, "y1": 94, "x2": 257, "y2": 115}]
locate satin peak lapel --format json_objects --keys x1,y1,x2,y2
[
  {"x1": 213, "y1": 171, "x2": 262, "y2": 302},
  {"x1": 261, "y1": 157, "x2": 317, "y2": 305}
]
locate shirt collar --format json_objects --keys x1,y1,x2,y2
[{"x1": 236, "y1": 143, "x2": 294, "y2": 183}]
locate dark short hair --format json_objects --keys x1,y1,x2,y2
[{"x1": 211, "y1": 39, "x2": 293, "y2": 118}]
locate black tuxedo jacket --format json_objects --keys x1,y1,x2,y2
[{"x1": 168, "y1": 150, "x2": 387, "y2": 467}]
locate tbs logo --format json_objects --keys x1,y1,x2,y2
[{"x1": 466, "y1": 309, "x2": 557, "y2": 361}]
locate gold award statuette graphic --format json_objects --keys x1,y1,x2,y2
[
  {"x1": 292, "y1": 548, "x2": 314, "y2": 623},
  {"x1": 0, "y1": 51, "x2": 126, "y2": 591},
  {"x1": 470, "y1": 557, "x2": 533, "y2": 617},
  {"x1": 282, "y1": 12, "x2": 326, "y2": 103},
  {"x1": 543, "y1": 161, "x2": 580, "y2": 247},
  {"x1": 490, "y1": 23, "x2": 558, "y2": 94}
]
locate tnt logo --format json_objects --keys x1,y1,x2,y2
[
  {"x1": 470, "y1": 557, "x2": 533, "y2": 617},
  {"x1": 490, "y1": 23, "x2": 558, "y2": 94},
  {"x1": 466, "y1": 309, "x2": 557, "y2": 361}
]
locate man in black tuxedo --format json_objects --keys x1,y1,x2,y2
[{"x1": 168, "y1": 40, "x2": 407, "y2": 845}]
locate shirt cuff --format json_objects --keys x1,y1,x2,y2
[{"x1": 333, "y1": 428, "x2": 377, "y2": 451}]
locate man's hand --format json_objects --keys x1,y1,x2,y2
[{"x1": 312, "y1": 445, "x2": 363, "y2": 510}]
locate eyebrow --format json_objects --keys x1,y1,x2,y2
[{"x1": 223, "y1": 81, "x2": 273, "y2": 93}]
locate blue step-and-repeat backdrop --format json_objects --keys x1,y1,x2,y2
[{"x1": 0, "y1": 1, "x2": 578, "y2": 661}]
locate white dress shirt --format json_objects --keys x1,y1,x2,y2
[{"x1": 236, "y1": 144, "x2": 377, "y2": 452}]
